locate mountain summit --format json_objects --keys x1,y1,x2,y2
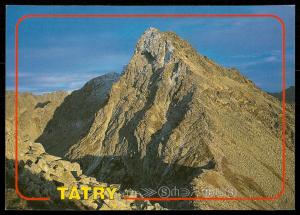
[{"x1": 40, "y1": 28, "x2": 295, "y2": 209}]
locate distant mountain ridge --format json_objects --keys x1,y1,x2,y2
[
  {"x1": 36, "y1": 72, "x2": 120, "y2": 157},
  {"x1": 269, "y1": 86, "x2": 295, "y2": 104}
]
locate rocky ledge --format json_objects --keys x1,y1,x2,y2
[{"x1": 5, "y1": 142, "x2": 165, "y2": 210}]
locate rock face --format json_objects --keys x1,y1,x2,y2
[
  {"x1": 5, "y1": 91, "x2": 68, "y2": 160},
  {"x1": 36, "y1": 72, "x2": 119, "y2": 157},
  {"x1": 6, "y1": 142, "x2": 165, "y2": 210},
  {"x1": 61, "y1": 28, "x2": 294, "y2": 209}
]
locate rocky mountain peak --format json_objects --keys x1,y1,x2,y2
[
  {"x1": 61, "y1": 27, "x2": 295, "y2": 210},
  {"x1": 135, "y1": 27, "x2": 175, "y2": 68}
]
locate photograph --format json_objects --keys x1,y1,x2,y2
[{"x1": 4, "y1": 4, "x2": 295, "y2": 211}]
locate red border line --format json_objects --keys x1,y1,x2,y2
[{"x1": 14, "y1": 13, "x2": 286, "y2": 202}]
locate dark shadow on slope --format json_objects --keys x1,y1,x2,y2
[
  {"x1": 117, "y1": 67, "x2": 164, "y2": 161},
  {"x1": 115, "y1": 63, "x2": 192, "y2": 183},
  {"x1": 268, "y1": 86, "x2": 295, "y2": 104},
  {"x1": 77, "y1": 154, "x2": 215, "y2": 210},
  {"x1": 142, "y1": 90, "x2": 195, "y2": 187},
  {"x1": 35, "y1": 101, "x2": 51, "y2": 109},
  {"x1": 5, "y1": 159, "x2": 88, "y2": 210},
  {"x1": 118, "y1": 90, "x2": 213, "y2": 209},
  {"x1": 77, "y1": 77, "x2": 213, "y2": 209},
  {"x1": 77, "y1": 87, "x2": 214, "y2": 209},
  {"x1": 35, "y1": 75, "x2": 116, "y2": 158}
]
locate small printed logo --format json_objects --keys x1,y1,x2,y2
[
  {"x1": 140, "y1": 188, "x2": 157, "y2": 197},
  {"x1": 140, "y1": 186, "x2": 236, "y2": 198},
  {"x1": 158, "y1": 186, "x2": 170, "y2": 197}
]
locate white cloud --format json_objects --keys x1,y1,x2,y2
[
  {"x1": 233, "y1": 51, "x2": 281, "y2": 69},
  {"x1": 13, "y1": 69, "x2": 117, "y2": 93},
  {"x1": 265, "y1": 56, "x2": 277, "y2": 62}
]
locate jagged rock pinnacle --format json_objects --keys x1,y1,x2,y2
[
  {"x1": 144, "y1": 27, "x2": 160, "y2": 34},
  {"x1": 135, "y1": 27, "x2": 174, "y2": 68}
]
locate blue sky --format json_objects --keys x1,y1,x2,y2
[{"x1": 6, "y1": 6, "x2": 295, "y2": 93}]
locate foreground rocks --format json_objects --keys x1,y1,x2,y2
[{"x1": 5, "y1": 142, "x2": 165, "y2": 210}]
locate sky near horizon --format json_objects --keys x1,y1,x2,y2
[{"x1": 6, "y1": 5, "x2": 295, "y2": 94}]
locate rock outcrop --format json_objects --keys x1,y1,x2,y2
[
  {"x1": 6, "y1": 142, "x2": 165, "y2": 210},
  {"x1": 5, "y1": 91, "x2": 68, "y2": 160}
]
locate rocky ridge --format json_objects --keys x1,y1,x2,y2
[
  {"x1": 5, "y1": 90, "x2": 68, "y2": 160},
  {"x1": 36, "y1": 72, "x2": 120, "y2": 157},
  {"x1": 6, "y1": 142, "x2": 165, "y2": 210}
]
